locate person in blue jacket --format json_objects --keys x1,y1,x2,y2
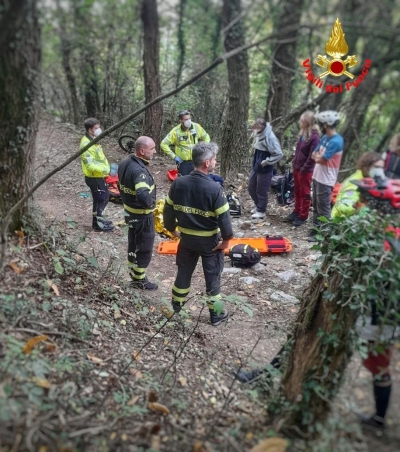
[{"x1": 248, "y1": 118, "x2": 283, "y2": 219}]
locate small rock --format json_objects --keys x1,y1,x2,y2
[
  {"x1": 276, "y1": 270, "x2": 298, "y2": 283},
  {"x1": 237, "y1": 173, "x2": 244, "y2": 179},
  {"x1": 252, "y1": 263, "x2": 267, "y2": 273},
  {"x1": 239, "y1": 221, "x2": 252, "y2": 230},
  {"x1": 270, "y1": 291, "x2": 299, "y2": 305},
  {"x1": 239, "y1": 276, "x2": 260, "y2": 285},
  {"x1": 222, "y1": 267, "x2": 242, "y2": 274}
]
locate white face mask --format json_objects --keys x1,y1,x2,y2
[
  {"x1": 93, "y1": 127, "x2": 102, "y2": 137},
  {"x1": 369, "y1": 167, "x2": 386, "y2": 179},
  {"x1": 183, "y1": 119, "x2": 191, "y2": 128}
]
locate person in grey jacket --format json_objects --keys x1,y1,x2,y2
[{"x1": 248, "y1": 118, "x2": 283, "y2": 219}]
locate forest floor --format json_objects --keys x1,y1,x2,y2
[{"x1": 1, "y1": 117, "x2": 399, "y2": 452}]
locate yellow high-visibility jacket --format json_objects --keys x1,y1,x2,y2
[
  {"x1": 331, "y1": 170, "x2": 364, "y2": 218},
  {"x1": 161, "y1": 122, "x2": 210, "y2": 161},
  {"x1": 80, "y1": 134, "x2": 110, "y2": 178}
]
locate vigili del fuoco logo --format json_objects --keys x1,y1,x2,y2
[{"x1": 302, "y1": 18, "x2": 371, "y2": 94}]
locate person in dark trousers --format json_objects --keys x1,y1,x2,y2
[
  {"x1": 118, "y1": 136, "x2": 158, "y2": 290},
  {"x1": 163, "y1": 142, "x2": 233, "y2": 326},
  {"x1": 307, "y1": 110, "x2": 343, "y2": 242},
  {"x1": 382, "y1": 134, "x2": 400, "y2": 179},
  {"x1": 161, "y1": 109, "x2": 210, "y2": 176},
  {"x1": 80, "y1": 118, "x2": 114, "y2": 232},
  {"x1": 248, "y1": 118, "x2": 283, "y2": 219},
  {"x1": 283, "y1": 111, "x2": 320, "y2": 226}
]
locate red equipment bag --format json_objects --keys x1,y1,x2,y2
[
  {"x1": 105, "y1": 174, "x2": 122, "y2": 204},
  {"x1": 167, "y1": 169, "x2": 179, "y2": 181}
]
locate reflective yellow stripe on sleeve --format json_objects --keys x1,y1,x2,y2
[
  {"x1": 124, "y1": 204, "x2": 155, "y2": 215},
  {"x1": 177, "y1": 226, "x2": 220, "y2": 237},
  {"x1": 173, "y1": 204, "x2": 216, "y2": 217},
  {"x1": 166, "y1": 195, "x2": 174, "y2": 205},
  {"x1": 135, "y1": 182, "x2": 155, "y2": 192},
  {"x1": 214, "y1": 203, "x2": 229, "y2": 216}
]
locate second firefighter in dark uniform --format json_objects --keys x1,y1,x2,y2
[
  {"x1": 163, "y1": 142, "x2": 233, "y2": 326},
  {"x1": 118, "y1": 136, "x2": 158, "y2": 290}
]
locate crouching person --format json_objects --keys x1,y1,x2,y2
[{"x1": 163, "y1": 142, "x2": 233, "y2": 326}]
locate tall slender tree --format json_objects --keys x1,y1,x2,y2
[
  {"x1": 220, "y1": 0, "x2": 250, "y2": 179},
  {"x1": 0, "y1": 0, "x2": 41, "y2": 231},
  {"x1": 141, "y1": 0, "x2": 163, "y2": 146},
  {"x1": 264, "y1": 0, "x2": 304, "y2": 142}
]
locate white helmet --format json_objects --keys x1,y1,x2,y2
[{"x1": 315, "y1": 110, "x2": 340, "y2": 127}]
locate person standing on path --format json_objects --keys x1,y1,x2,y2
[
  {"x1": 118, "y1": 136, "x2": 158, "y2": 290},
  {"x1": 161, "y1": 109, "x2": 210, "y2": 176},
  {"x1": 163, "y1": 142, "x2": 233, "y2": 326},
  {"x1": 283, "y1": 111, "x2": 320, "y2": 227},
  {"x1": 248, "y1": 118, "x2": 283, "y2": 220},
  {"x1": 80, "y1": 118, "x2": 114, "y2": 232}
]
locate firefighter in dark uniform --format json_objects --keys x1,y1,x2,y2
[
  {"x1": 163, "y1": 142, "x2": 233, "y2": 326},
  {"x1": 118, "y1": 136, "x2": 158, "y2": 290}
]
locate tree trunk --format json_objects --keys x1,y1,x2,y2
[
  {"x1": 220, "y1": 0, "x2": 250, "y2": 180},
  {"x1": 374, "y1": 108, "x2": 400, "y2": 153},
  {"x1": 264, "y1": 0, "x2": 304, "y2": 142},
  {"x1": 175, "y1": 0, "x2": 187, "y2": 88},
  {"x1": 273, "y1": 256, "x2": 358, "y2": 428},
  {"x1": 141, "y1": 0, "x2": 163, "y2": 147},
  {"x1": 0, "y1": 0, "x2": 41, "y2": 231}
]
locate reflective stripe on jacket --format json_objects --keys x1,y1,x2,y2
[
  {"x1": 118, "y1": 155, "x2": 156, "y2": 218},
  {"x1": 161, "y1": 122, "x2": 210, "y2": 161},
  {"x1": 331, "y1": 169, "x2": 364, "y2": 218},
  {"x1": 163, "y1": 171, "x2": 233, "y2": 240},
  {"x1": 80, "y1": 134, "x2": 110, "y2": 178}
]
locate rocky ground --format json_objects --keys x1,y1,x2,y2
[{"x1": 1, "y1": 117, "x2": 399, "y2": 452}]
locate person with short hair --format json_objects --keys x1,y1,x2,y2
[
  {"x1": 80, "y1": 118, "x2": 114, "y2": 232},
  {"x1": 382, "y1": 134, "x2": 400, "y2": 179},
  {"x1": 161, "y1": 109, "x2": 210, "y2": 176},
  {"x1": 332, "y1": 152, "x2": 385, "y2": 218},
  {"x1": 283, "y1": 111, "x2": 320, "y2": 226},
  {"x1": 118, "y1": 136, "x2": 158, "y2": 290},
  {"x1": 307, "y1": 110, "x2": 343, "y2": 242},
  {"x1": 163, "y1": 142, "x2": 233, "y2": 326},
  {"x1": 248, "y1": 118, "x2": 283, "y2": 220}
]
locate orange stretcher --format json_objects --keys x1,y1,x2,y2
[{"x1": 157, "y1": 236, "x2": 292, "y2": 255}]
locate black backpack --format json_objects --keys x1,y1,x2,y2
[
  {"x1": 227, "y1": 192, "x2": 242, "y2": 217},
  {"x1": 228, "y1": 244, "x2": 261, "y2": 267},
  {"x1": 271, "y1": 170, "x2": 294, "y2": 206}
]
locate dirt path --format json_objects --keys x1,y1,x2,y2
[{"x1": 33, "y1": 118, "x2": 400, "y2": 451}]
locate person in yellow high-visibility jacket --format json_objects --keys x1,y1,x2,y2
[
  {"x1": 161, "y1": 109, "x2": 210, "y2": 176},
  {"x1": 80, "y1": 117, "x2": 114, "y2": 232}
]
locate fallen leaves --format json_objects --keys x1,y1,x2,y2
[
  {"x1": 87, "y1": 354, "x2": 104, "y2": 364},
  {"x1": 23, "y1": 335, "x2": 48, "y2": 355},
  {"x1": 127, "y1": 395, "x2": 140, "y2": 406},
  {"x1": 15, "y1": 228, "x2": 25, "y2": 245},
  {"x1": 249, "y1": 437, "x2": 288, "y2": 452},
  {"x1": 148, "y1": 402, "x2": 170, "y2": 415},
  {"x1": 9, "y1": 261, "x2": 24, "y2": 274},
  {"x1": 46, "y1": 279, "x2": 59, "y2": 296},
  {"x1": 31, "y1": 377, "x2": 52, "y2": 389},
  {"x1": 178, "y1": 376, "x2": 187, "y2": 387}
]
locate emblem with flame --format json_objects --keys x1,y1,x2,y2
[{"x1": 316, "y1": 18, "x2": 357, "y2": 79}]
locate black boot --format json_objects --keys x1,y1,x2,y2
[
  {"x1": 235, "y1": 368, "x2": 264, "y2": 383},
  {"x1": 130, "y1": 277, "x2": 158, "y2": 291},
  {"x1": 209, "y1": 309, "x2": 229, "y2": 326},
  {"x1": 282, "y1": 212, "x2": 298, "y2": 223},
  {"x1": 171, "y1": 300, "x2": 183, "y2": 313}
]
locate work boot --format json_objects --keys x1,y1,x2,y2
[
  {"x1": 235, "y1": 368, "x2": 264, "y2": 383},
  {"x1": 209, "y1": 309, "x2": 229, "y2": 326},
  {"x1": 93, "y1": 222, "x2": 115, "y2": 232},
  {"x1": 306, "y1": 226, "x2": 319, "y2": 242},
  {"x1": 282, "y1": 211, "x2": 298, "y2": 223},
  {"x1": 293, "y1": 217, "x2": 307, "y2": 227},
  {"x1": 130, "y1": 277, "x2": 158, "y2": 291},
  {"x1": 171, "y1": 300, "x2": 183, "y2": 313}
]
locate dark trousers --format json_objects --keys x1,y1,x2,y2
[
  {"x1": 248, "y1": 168, "x2": 273, "y2": 213},
  {"x1": 312, "y1": 179, "x2": 333, "y2": 225},
  {"x1": 85, "y1": 177, "x2": 109, "y2": 226},
  {"x1": 126, "y1": 216, "x2": 155, "y2": 280},
  {"x1": 172, "y1": 234, "x2": 224, "y2": 310},
  {"x1": 178, "y1": 160, "x2": 194, "y2": 176},
  {"x1": 293, "y1": 170, "x2": 313, "y2": 220}
]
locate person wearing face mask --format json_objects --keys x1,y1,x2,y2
[
  {"x1": 307, "y1": 110, "x2": 343, "y2": 242},
  {"x1": 163, "y1": 142, "x2": 233, "y2": 326},
  {"x1": 161, "y1": 109, "x2": 210, "y2": 176},
  {"x1": 331, "y1": 152, "x2": 385, "y2": 218},
  {"x1": 382, "y1": 134, "x2": 400, "y2": 179},
  {"x1": 248, "y1": 118, "x2": 283, "y2": 219},
  {"x1": 80, "y1": 117, "x2": 114, "y2": 232}
]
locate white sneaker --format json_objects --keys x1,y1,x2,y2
[
  {"x1": 251, "y1": 206, "x2": 257, "y2": 214},
  {"x1": 251, "y1": 211, "x2": 265, "y2": 219}
]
